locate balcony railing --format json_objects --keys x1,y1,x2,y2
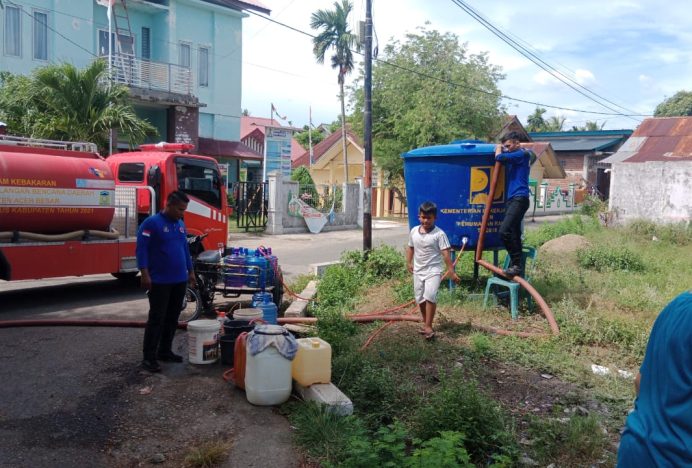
[{"x1": 103, "y1": 54, "x2": 192, "y2": 96}]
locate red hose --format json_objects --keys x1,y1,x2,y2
[{"x1": 474, "y1": 161, "x2": 559, "y2": 336}]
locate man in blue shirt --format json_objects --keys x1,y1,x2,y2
[
  {"x1": 617, "y1": 291, "x2": 692, "y2": 467},
  {"x1": 136, "y1": 191, "x2": 196, "y2": 372},
  {"x1": 495, "y1": 132, "x2": 531, "y2": 276}
]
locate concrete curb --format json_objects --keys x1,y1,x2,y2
[{"x1": 284, "y1": 280, "x2": 317, "y2": 318}]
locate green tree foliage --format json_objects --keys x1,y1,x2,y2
[
  {"x1": 653, "y1": 90, "x2": 692, "y2": 116},
  {"x1": 0, "y1": 60, "x2": 156, "y2": 153},
  {"x1": 526, "y1": 107, "x2": 566, "y2": 132},
  {"x1": 294, "y1": 128, "x2": 325, "y2": 148},
  {"x1": 349, "y1": 27, "x2": 505, "y2": 184},
  {"x1": 291, "y1": 165, "x2": 316, "y2": 185},
  {"x1": 526, "y1": 107, "x2": 547, "y2": 132},
  {"x1": 311, "y1": 0, "x2": 358, "y2": 182},
  {"x1": 571, "y1": 120, "x2": 606, "y2": 131}
]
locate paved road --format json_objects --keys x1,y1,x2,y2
[{"x1": 229, "y1": 220, "x2": 411, "y2": 281}]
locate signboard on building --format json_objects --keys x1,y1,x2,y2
[{"x1": 263, "y1": 126, "x2": 293, "y2": 181}]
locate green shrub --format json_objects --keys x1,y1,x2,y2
[
  {"x1": 288, "y1": 402, "x2": 363, "y2": 462},
  {"x1": 341, "y1": 245, "x2": 407, "y2": 281},
  {"x1": 411, "y1": 372, "x2": 516, "y2": 463},
  {"x1": 316, "y1": 264, "x2": 363, "y2": 309},
  {"x1": 470, "y1": 332, "x2": 493, "y2": 356},
  {"x1": 579, "y1": 195, "x2": 607, "y2": 218},
  {"x1": 577, "y1": 245, "x2": 645, "y2": 272},
  {"x1": 332, "y1": 352, "x2": 401, "y2": 428},
  {"x1": 340, "y1": 423, "x2": 475, "y2": 468},
  {"x1": 625, "y1": 219, "x2": 692, "y2": 246},
  {"x1": 314, "y1": 310, "x2": 359, "y2": 356}
]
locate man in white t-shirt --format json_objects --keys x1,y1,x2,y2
[{"x1": 406, "y1": 201, "x2": 460, "y2": 339}]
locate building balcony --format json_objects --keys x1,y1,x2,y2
[{"x1": 100, "y1": 54, "x2": 201, "y2": 107}]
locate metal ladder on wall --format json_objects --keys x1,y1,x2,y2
[{"x1": 111, "y1": 0, "x2": 136, "y2": 84}]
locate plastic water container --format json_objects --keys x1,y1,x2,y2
[
  {"x1": 251, "y1": 291, "x2": 273, "y2": 307},
  {"x1": 401, "y1": 141, "x2": 508, "y2": 249},
  {"x1": 253, "y1": 294, "x2": 278, "y2": 325},
  {"x1": 187, "y1": 319, "x2": 220, "y2": 364},
  {"x1": 244, "y1": 325, "x2": 293, "y2": 405},
  {"x1": 223, "y1": 248, "x2": 245, "y2": 287},
  {"x1": 233, "y1": 308, "x2": 263, "y2": 322},
  {"x1": 245, "y1": 251, "x2": 266, "y2": 289},
  {"x1": 292, "y1": 338, "x2": 332, "y2": 386}
]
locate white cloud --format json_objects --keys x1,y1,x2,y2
[{"x1": 574, "y1": 69, "x2": 595, "y2": 85}]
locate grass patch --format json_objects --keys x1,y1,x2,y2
[
  {"x1": 183, "y1": 440, "x2": 231, "y2": 468},
  {"x1": 288, "y1": 221, "x2": 691, "y2": 466},
  {"x1": 527, "y1": 413, "x2": 609, "y2": 466}
]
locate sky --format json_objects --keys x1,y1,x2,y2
[{"x1": 241, "y1": 0, "x2": 692, "y2": 133}]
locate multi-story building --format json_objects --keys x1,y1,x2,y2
[{"x1": 0, "y1": 0, "x2": 267, "y2": 181}]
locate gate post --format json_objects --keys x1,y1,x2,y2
[{"x1": 266, "y1": 172, "x2": 284, "y2": 235}]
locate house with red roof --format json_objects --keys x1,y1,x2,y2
[
  {"x1": 292, "y1": 127, "x2": 364, "y2": 185},
  {"x1": 239, "y1": 116, "x2": 305, "y2": 181},
  {"x1": 601, "y1": 117, "x2": 692, "y2": 224}
]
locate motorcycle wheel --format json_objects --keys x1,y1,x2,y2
[{"x1": 180, "y1": 286, "x2": 202, "y2": 322}]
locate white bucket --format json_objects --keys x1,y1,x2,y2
[
  {"x1": 187, "y1": 319, "x2": 219, "y2": 364},
  {"x1": 233, "y1": 308, "x2": 263, "y2": 322}
]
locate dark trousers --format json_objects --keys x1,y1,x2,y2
[
  {"x1": 143, "y1": 282, "x2": 187, "y2": 360},
  {"x1": 499, "y1": 196, "x2": 530, "y2": 268}
]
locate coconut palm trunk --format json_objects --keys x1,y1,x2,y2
[{"x1": 339, "y1": 80, "x2": 349, "y2": 182}]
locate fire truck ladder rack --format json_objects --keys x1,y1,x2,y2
[{"x1": 0, "y1": 135, "x2": 98, "y2": 153}]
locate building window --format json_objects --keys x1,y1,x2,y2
[
  {"x1": 98, "y1": 30, "x2": 115, "y2": 56},
  {"x1": 98, "y1": 30, "x2": 134, "y2": 57},
  {"x1": 4, "y1": 5, "x2": 21, "y2": 57},
  {"x1": 33, "y1": 11, "x2": 48, "y2": 60},
  {"x1": 179, "y1": 42, "x2": 191, "y2": 68},
  {"x1": 199, "y1": 47, "x2": 209, "y2": 87},
  {"x1": 141, "y1": 27, "x2": 150, "y2": 60}
]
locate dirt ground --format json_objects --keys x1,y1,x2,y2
[{"x1": 0, "y1": 327, "x2": 299, "y2": 468}]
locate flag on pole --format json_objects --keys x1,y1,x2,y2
[
  {"x1": 271, "y1": 103, "x2": 287, "y2": 121},
  {"x1": 96, "y1": 0, "x2": 116, "y2": 20}
]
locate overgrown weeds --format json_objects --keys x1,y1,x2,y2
[{"x1": 183, "y1": 440, "x2": 231, "y2": 468}]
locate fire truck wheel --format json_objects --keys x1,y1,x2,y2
[{"x1": 180, "y1": 286, "x2": 202, "y2": 322}]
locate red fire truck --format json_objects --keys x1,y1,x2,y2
[{"x1": 0, "y1": 136, "x2": 228, "y2": 282}]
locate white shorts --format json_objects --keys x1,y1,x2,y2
[{"x1": 413, "y1": 273, "x2": 442, "y2": 304}]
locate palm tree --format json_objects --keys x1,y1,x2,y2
[
  {"x1": 29, "y1": 59, "x2": 156, "y2": 153},
  {"x1": 310, "y1": 0, "x2": 358, "y2": 182}
]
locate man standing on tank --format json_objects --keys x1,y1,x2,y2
[
  {"x1": 136, "y1": 190, "x2": 196, "y2": 372},
  {"x1": 495, "y1": 132, "x2": 531, "y2": 276}
]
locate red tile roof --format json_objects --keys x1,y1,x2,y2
[
  {"x1": 292, "y1": 128, "x2": 362, "y2": 168},
  {"x1": 198, "y1": 137, "x2": 263, "y2": 160},
  {"x1": 240, "y1": 116, "x2": 305, "y2": 160}
]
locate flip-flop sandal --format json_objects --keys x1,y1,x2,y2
[
  {"x1": 418, "y1": 329, "x2": 428, "y2": 335},
  {"x1": 424, "y1": 331, "x2": 436, "y2": 340}
]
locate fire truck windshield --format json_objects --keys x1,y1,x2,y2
[{"x1": 175, "y1": 157, "x2": 222, "y2": 209}]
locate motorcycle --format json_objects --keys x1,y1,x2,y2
[{"x1": 180, "y1": 234, "x2": 284, "y2": 322}]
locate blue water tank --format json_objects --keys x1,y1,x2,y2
[
  {"x1": 245, "y1": 251, "x2": 267, "y2": 289},
  {"x1": 223, "y1": 248, "x2": 246, "y2": 288},
  {"x1": 401, "y1": 142, "x2": 508, "y2": 249}
]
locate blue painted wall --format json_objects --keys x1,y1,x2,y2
[{"x1": 0, "y1": 0, "x2": 245, "y2": 143}]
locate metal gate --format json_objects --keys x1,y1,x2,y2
[{"x1": 232, "y1": 182, "x2": 268, "y2": 231}]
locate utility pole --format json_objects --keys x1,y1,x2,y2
[{"x1": 363, "y1": 0, "x2": 373, "y2": 251}]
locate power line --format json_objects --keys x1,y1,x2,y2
[
  {"x1": 245, "y1": 9, "x2": 650, "y2": 117},
  {"x1": 18, "y1": 6, "x2": 96, "y2": 58},
  {"x1": 450, "y1": 0, "x2": 643, "y2": 121}
]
